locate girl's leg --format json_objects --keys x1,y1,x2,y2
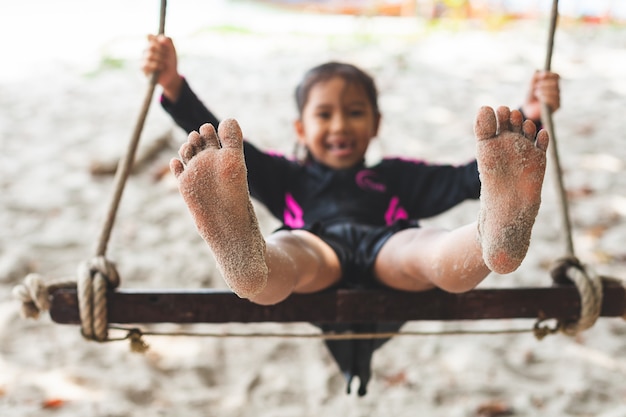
[
  {"x1": 252, "y1": 229, "x2": 342, "y2": 305},
  {"x1": 375, "y1": 106, "x2": 548, "y2": 293},
  {"x1": 170, "y1": 120, "x2": 341, "y2": 304},
  {"x1": 374, "y1": 224, "x2": 489, "y2": 293}
]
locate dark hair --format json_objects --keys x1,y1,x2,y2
[{"x1": 294, "y1": 62, "x2": 380, "y2": 118}]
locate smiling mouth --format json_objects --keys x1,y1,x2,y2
[{"x1": 326, "y1": 141, "x2": 355, "y2": 153}]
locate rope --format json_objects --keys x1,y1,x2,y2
[
  {"x1": 95, "y1": 0, "x2": 167, "y2": 257},
  {"x1": 13, "y1": 0, "x2": 166, "y2": 349},
  {"x1": 101, "y1": 325, "x2": 534, "y2": 346},
  {"x1": 77, "y1": 257, "x2": 120, "y2": 341},
  {"x1": 78, "y1": 0, "x2": 166, "y2": 344},
  {"x1": 532, "y1": 0, "x2": 606, "y2": 338},
  {"x1": 541, "y1": 0, "x2": 575, "y2": 258},
  {"x1": 560, "y1": 263, "x2": 603, "y2": 334},
  {"x1": 12, "y1": 260, "x2": 122, "y2": 342},
  {"x1": 534, "y1": 258, "x2": 604, "y2": 339},
  {"x1": 12, "y1": 274, "x2": 76, "y2": 319}
]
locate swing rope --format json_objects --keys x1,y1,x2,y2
[
  {"x1": 12, "y1": 0, "x2": 167, "y2": 345},
  {"x1": 95, "y1": 2, "x2": 167, "y2": 259},
  {"x1": 106, "y1": 325, "x2": 535, "y2": 343},
  {"x1": 541, "y1": 0, "x2": 574, "y2": 258},
  {"x1": 78, "y1": 0, "x2": 167, "y2": 343},
  {"x1": 539, "y1": 0, "x2": 604, "y2": 337},
  {"x1": 74, "y1": 0, "x2": 167, "y2": 343}
]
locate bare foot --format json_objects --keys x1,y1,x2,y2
[
  {"x1": 474, "y1": 106, "x2": 548, "y2": 274},
  {"x1": 170, "y1": 120, "x2": 267, "y2": 298}
]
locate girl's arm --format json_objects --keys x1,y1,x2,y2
[
  {"x1": 142, "y1": 34, "x2": 220, "y2": 133},
  {"x1": 160, "y1": 78, "x2": 221, "y2": 134}
]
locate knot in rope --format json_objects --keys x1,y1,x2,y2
[
  {"x1": 13, "y1": 273, "x2": 52, "y2": 319},
  {"x1": 12, "y1": 273, "x2": 76, "y2": 319},
  {"x1": 127, "y1": 328, "x2": 150, "y2": 353},
  {"x1": 551, "y1": 256, "x2": 603, "y2": 336},
  {"x1": 77, "y1": 256, "x2": 120, "y2": 342}
]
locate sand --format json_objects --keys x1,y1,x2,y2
[
  {"x1": 172, "y1": 120, "x2": 268, "y2": 299},
  {"x1": 1, "y1": 1, "x2": 626, "y2": 416},
  {"x1": 475, "y1": 106, "x2": 547, "y2": 274}
]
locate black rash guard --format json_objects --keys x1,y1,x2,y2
[{"x1": 161, "y1": 78, "x2": 482, "y2": 231}]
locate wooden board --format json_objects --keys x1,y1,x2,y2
[{"x1": 48, "y1": 280, "x2": 626, "y2": 325}]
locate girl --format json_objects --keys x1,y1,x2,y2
[{"x1": 143, "y1": 35, "x2": 559, "y2": 306}]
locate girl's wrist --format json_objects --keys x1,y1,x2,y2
[{"x1": 162, "y1": 75, "x2": 183, "y2": 103}]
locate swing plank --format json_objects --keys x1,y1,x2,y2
[{"x1": 49, "y1": 279, "x2": 626, "y2": 325}]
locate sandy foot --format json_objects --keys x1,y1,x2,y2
[
  {"x1": 474, "y1": 106, "x2": 548, "y2": 274},
  {"x1": 170, "y1": 120, "x2": 268, "y2": 298}
]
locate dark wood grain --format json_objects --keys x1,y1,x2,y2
[{"x1": 48, "y1": 280, "x2": 625, "y2": 325}]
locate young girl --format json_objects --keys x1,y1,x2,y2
[{"x1": 143, "y1": 35, "x2": 560, "y2": 306}]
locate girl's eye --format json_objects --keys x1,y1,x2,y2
[
  {"x1": 316, "y1": 112, "x2": 331, "y2": 120},
  {"x1": 349, "y1": 109, "x2": 365, "y2": 117}
]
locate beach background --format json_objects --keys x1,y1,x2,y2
[{"x1": 1, "y1": 0, "x2": 625, "y2": 415}]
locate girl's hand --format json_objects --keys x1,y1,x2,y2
[
  {"x1": 142, "y1": 34, "x2": 183, "y2": 102},
  {"x1": 521, "y1": 70, "x2": 561, "y2": 122}
]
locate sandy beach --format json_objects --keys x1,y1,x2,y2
[{"x1": 1, "y1": 1, "x2": 626, "y2": 415}]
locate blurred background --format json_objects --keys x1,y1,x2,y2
[{"x1": 1, "y1": 1, "x2": 625, "y2": 416}]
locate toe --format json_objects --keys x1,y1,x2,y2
[
  {"x1": 199, "y1": 123, "x2": 220, "y2": 149},
  {"x1": 179, "y1": 142, "x2": 195, "y2": 164},
  {"x1": 536, "y1": 129, "x2": 549, "y2": 152},
  {"x1": 495, "y1": 106, "x2": 511, "y2": 133},
  {"x1": 217, "y1": 119, "x2": 244, "y2": 149},
  {"x1": 188, "y1": 133, "x2": 205, "y2": 154},
  {"x1": 170, "y1": 158, "x2": 184, "y2": 178},
  {"x1": 510, "y1": 109, "x2": 523, "y2": 133},
  {"x1": 474, "y1": 106, "x2": 497, "y2": 141},
  {"x1": 522, "y1": 120, "x2": 538, "y2": 142}
]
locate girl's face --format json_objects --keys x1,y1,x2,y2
[{"x1": 294, "y1": 76, "x2": 380, "y2": 169}]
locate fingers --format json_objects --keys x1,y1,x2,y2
[
  {"x1": 534, "y1": 71, "x2": 561, "y2": 111},
  {"x1": 537, "y1": 87, "x2": 560, "y2": 112},
  {"x1": 142, "y1": 34, "x2": 175, "y2": 75},
  {"x1": 142, "y1": 36, "x2": 165, "y2": 75}
]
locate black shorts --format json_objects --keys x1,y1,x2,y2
[{"x1": 287, "y1": 220, "x2": 418, "y2": 289}]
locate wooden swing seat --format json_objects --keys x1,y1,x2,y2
[{"x1": 49, "y1": 279, "x2": 626, "y2": 325}]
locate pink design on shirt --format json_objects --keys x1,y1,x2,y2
[
  {"x1": 284, "y1": 193, "x2": 304, "y2": 228},
  {"x1": 385, "y1": 196, "x2": 408, "y2": 225},
  {"x1": 355, "y1": 170, "x2": 386, "y2": 193}
]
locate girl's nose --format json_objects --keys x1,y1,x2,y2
[{"x1": 330, "y1": 114, "x2": 347, "y2": 131}]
